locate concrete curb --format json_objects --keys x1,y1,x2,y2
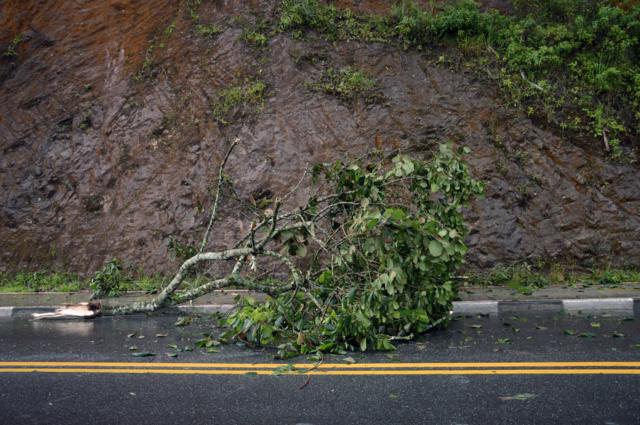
[{"x1": 2, "y1": 298, "x2": 638, "y2": 319}]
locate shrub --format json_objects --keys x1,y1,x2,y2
[
  {"x1": 306, "y1": 67, "x2": 380, "y2": 103},
  {"x1": 212, "y1": 80, "x2": 266, "y2": 124},
  {"x1": 90, "y1": 258, "x2": 127, "y2": 298},
  {"x1": 195, "y1": 24, "x2": 222, "y2": 38}
]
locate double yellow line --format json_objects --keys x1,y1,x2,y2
[{"x1": 1, "y1": 361, "x2": 640, "y2": 376}]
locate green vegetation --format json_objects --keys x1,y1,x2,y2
[
  {"x1": 468, "y1": 263, "x2": 640, "y2": 294},
  {"x1": 306, "y1": 67, "x2": 381, "y2": 103},
  {"x1": 195, "y1": 23, "x2": 222, "y2": 38},
  {"x1": 89, "y1": 258, "x2": 127, "y2": 298},
  {"x1": 133, "y1": 20, "x2": 176, "y2": 82},
  {"x1": 212, "y1": 79, "x2": 267, "y2": 124},
  {"x1": 221, "y1": 144, "x2": 484, "y2": 356},
  {"x1": 187, "y1": 0, "x2": 203, "y2": 22},
  {"x1": 2, "y1": 34, "x2": 23, "y2": 58},
  {"x1": 0, "y1": 272, "x2": 82, "y2": 293},
  {"x1": 167, "y1": 236, "x2": 197, "y2": 261},
  {"x1": 241, "y1": 29, "x2": 268, "y2": 47},
  {"x1": 278, "y1": 0, "x2": 640, "y2": 157},
  {"x1": 279, "y1": 0, "x2": 392, "y2": 41}
]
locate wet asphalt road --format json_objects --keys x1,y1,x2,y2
[{"x1": 1, "y1": 311, "x2": 639, "y2": 425}]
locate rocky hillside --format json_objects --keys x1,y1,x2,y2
[{"x1": 1, "y1": 0, "x2": 639, "y2": 274}]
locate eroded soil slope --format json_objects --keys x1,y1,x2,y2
[{"x1": 1, "y1": 0, "x2": 639, "y2": 274}]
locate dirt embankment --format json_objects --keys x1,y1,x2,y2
[{"x1": 1, "y1": 0, "x2": 639, "y2": 274}]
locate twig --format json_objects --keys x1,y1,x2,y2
[
  {"x1": 282, "y1": 165, "x2": 309, "y2": 203},
  {"x1": 602, "y1": 128, "x2": 610, "y2": 152},
  {"x1": 199, "y1": 138, "x2": 240, "y2": 253},
  {"x1": 519, "y1": 70, "x2": 544, "y2": 91}
]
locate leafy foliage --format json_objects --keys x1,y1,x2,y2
[
  {"x1": 0, "y1": 271, "x2": 81, "y2": 293},
  {"x1": 212, "y1": 80, "x2": 267, "y2": 124},
  {"x1": 3, "y1": 34, "x2": 23, "y2": 58},
  {"x1": 167, "y1": 236, "x2": 197, "y2": 261},
  {"x1": 90, "y1": 258, "x2": 127, "y2": 298},
  {"x1": 241, "y1": 29, "x2": 268, "y2": 47},
  {"x1": 195, "y1": 23, "x2": 222, "y2": 38},
  {"x1": 278, "y1": 0, "x2": 640, "y2": 157},
  {"x1": 306, "y1": 67, "x2": 381, "y2": 103},
  {"x1": 222, "y1": 144, "x2": 483, "y2": 357}
]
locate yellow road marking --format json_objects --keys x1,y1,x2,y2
[
  {"x1": 1, "y1": 361, "x2": 640, "y2": 369},
  {"x1": 0, "y1": 368, "x2": 639, "y2": 376}
]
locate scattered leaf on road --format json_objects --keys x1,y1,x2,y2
[
  {"x1": 612, "y1": 332, "x2": 625, "y2": 338},
  {"x1": 343, "y1": 357, "x2": 356, "y2": 364},
  {"x1": 156, "y1": 333, "x2": 168, "y2": 338},
  {"x1": 273, "y1": 364, "x2": 297, "y2": 375},
  {"x1": 167, "y1": 344, "x2": 178, "y2": 350},
  {"x1": 496, "y1": 338, "x2": 512, "y2": 345},
  {"x1": 579, "y1": 332, "x2": 597, "y2": 338},
  {"x1": 166, "y1": 352, "x2": 178, "y2": 358},
  {"x1": 590, "y1": 322, "x2": 601, "y2": 328},
  {"x1": 469, "y1": 324, "x2": 483, "y2": 329},
  {"x1": 563, "y1": 329, "x2": 576, "y2": 335},
  {"x1": 127, "y1": 333, "x2": 136, "y2": 338},
  {"x1": 535, "y1": 326, "x2": 547, "y2": 330},
  {"x1": 128, "y1": 346, "x2": 138, "y2": 351}
]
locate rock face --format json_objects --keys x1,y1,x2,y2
[{"x1": 1, "y1": 0, "x2": 639, "y2": 274}]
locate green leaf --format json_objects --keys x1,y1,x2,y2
[
  {"x1": 359, "y1": 337, "x2": 367, "y2": 351},
  {"x1": 428, "y1": 240, "x2": 443, "y2": 257},
  {"x1": 612, "y1": 332, "x2": 625, "y2": 338},
  {"x1": 579, "y1": 332, "x2": 596, "y2": 338},
  {"x1": 131, "y1": 352, "x2": 156, "y2": 357},
  {"x1": 563, "y1": 329, "x2": 576, "y2": 335},
  {"x1": 175, "y1": 316, "x2": 192, "y2": 327},
  {"x1": 166, "y1": 352, "x2": 178, "y2": 358},
  {"x1": 273, "y1": 364, "x2": 297, "y2": 375},
  {"x1": 342, "y1": 357, "x2": 356, "y2": 364}
]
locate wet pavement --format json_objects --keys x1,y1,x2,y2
[{"x1": 1, "y1": 311, "x2": 639, "y2": 424}]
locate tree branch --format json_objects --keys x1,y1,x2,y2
[{"x1": 199, "y1": 138, "x2": 240, "y2": 254}]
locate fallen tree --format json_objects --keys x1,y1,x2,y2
[{"x1": 40, "y1": 139, "x2": 483, "y2": 356}]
